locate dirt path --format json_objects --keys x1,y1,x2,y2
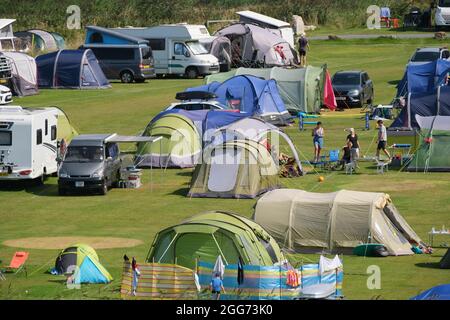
[{"x1": 2, "y1": 237, "x2": 144, "y2": 249}]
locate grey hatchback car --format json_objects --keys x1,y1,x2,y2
[
  {"x1": 332, "y1": 71, "x2": 374, "y2": 108},
  {"x1": 58, "y1": 134, "x2": 122, "y2": 195}
]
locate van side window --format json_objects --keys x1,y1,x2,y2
[
  {"x1": 51, "y1": 125, "x2": 57, "y2": 141},
  {"x1": 36, "y1": 129, "x2": 42, "y2": 145},
  {"x1": 90, "y1": 48, "x2": 135, "y2": 60},
  {"x1": 147, "y1": 39, "x2": 165, "y2": 51},
  {"x1": 45, "y1": 119, "x2": 48, "y2": 136},
  {"x1": 443, "y1": 50, "x2": 450, "y2": 59},
  {"x1": 90, "y1": 32, "x2": 104, "y2": 43},
  {"x1": 174, "y1": 43, "x2": 188, "y2": 56}
]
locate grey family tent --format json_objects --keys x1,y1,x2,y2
[
  {"x1": 187, "y1": 75, "x2": 291, "y2": 125},
  {"x1": 408, "y1": 115, "x2": 450, "y2": 172},
  {"x1": 254, "y1": 189, "x2": 423, "y2": 255},
  {"x1": 2, "y1": 51, "x2": 38, "y2": 96},
  {"x1": 440, "y1": 249, "x2": 450, "y2": 269},
  {"x1": 215, "y1": 23, "x2": 298, "y2": 68},
  {"x1": 188, "y1": 139, "x2": 281, "y2": 199},
  {"x1": 204, "y1": 116, "x2": 302, "y2": 170},
  {"x1": 147, "y1": 211, "x2": 285, "y2": 269},
  {"x1": 14, "y1": 29, "x2": 65, "y2": 53},
  {"x1": 205, "y1": 66, "x2": 337, "y2": 113},
  {"x1": 199, "y1": 36, "x2": 232, "y2": 72},
  {"x1": 390, "y1": 86, "x2": 450, "y2": 130},
  {"x1": 36, "y1": 49, "x2": 110, "y2": 89}
]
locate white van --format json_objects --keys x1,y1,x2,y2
[
  {"x1": 436, "y1": 0, "x2": 450, "y2": 28},
  {"x1": 115, "y1": 24, "x2": 220, "y2": 78},
  {"x1": 0, "y1": 105, "x2": 59, "y2": 183}
]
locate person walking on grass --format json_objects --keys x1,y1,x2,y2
[
  {"x1": 210, "y1": 272, "x2": 226, "y2": 300},
  {"x1": 346, "y1": 128, "x2": 361, "y2": 167},
  {"x1": 298, "y1": 33, "x2": 310, "y2": 66},
  {"x1": 376, "y1": 120, "x2": 391, "y2": 162},
  {"x1": 312, "y1": 121, "x2": 324, "y2": 163}
]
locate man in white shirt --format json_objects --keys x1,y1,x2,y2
[{"x1": 376, "y1": 120, "x2": 391, "y2": 162}]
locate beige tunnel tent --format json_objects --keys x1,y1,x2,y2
[{"x1": 253, "y1": 189, "x2": 422, "y2": 256}]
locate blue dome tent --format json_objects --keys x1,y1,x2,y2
[
  {"x1": 36, "y1": 49, "x2": 110, "y2": 89},
  {"x1": 186, "y1": 75, "x2": 291, "y2": 125},
  {"x1": 396, "y1": 59, "x2": 450, "y2": 98},
  {"x1": 411, "y1": 284, "x2": 450, "y2": 300}
]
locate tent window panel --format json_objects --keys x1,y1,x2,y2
[
  {"x1": 174, "y1": 233, "x2": 220, "y2": 269},
  {"x1": 45, "y1": 119, "x2": 48, "y2": 136},
  {"x1": 81, "y1": 64, "x2": 97, "y2": 85},
  {"x1": 214, "y1": 231, "x2": 241, "y2": 265},
  {"x1": 208, "y1": 148, "x2": 241, "y2": 192}
]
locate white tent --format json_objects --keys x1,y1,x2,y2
[{"x1": 254, "y1": 189, "x2": 423, "y2": 256}]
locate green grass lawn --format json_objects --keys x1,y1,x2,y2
[{"x1": 1, "y1": 38, "x2": 449, "y2": 300}]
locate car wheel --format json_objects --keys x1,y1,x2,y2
[
  {"x1": 185, "y1": 67, "x2": 198, "y2": 79},
  {"x1": 120, "y1": 71, "x2": 134, "y2": 83},
  {"x1": 99, "y1": 182, "x2": 108, "y2": 195},
  {"x1": 35, "y1": 175, "x2": 45, "y2": 186}
]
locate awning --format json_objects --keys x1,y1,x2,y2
[{"x1": 106, "y1": 135, "x2": 162, "y2": 143}]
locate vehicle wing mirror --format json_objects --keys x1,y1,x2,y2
[{"x1": 184, "y1": 51, "x2": 191, "y2": 58}]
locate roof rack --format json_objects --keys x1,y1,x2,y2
[{"x1": 175, "y1": 91, "x2": 217, "y2": 101}]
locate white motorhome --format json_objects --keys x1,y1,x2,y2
[
  {"x1": 0, "y1": 105, "x2": 59, "y2": 182},
  {"x1": 436, "y1": 0, "x2": 450, "y2": 27},
  {"x1": 114, "y1": 24, "x2": 220, "y2": 78},
  {"x1": 236, "y1": 11, "x2": 295, "y2": 47}
]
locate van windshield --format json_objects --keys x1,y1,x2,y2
[
  {"x1": 439, "y1": 0, "x2": 450, "y2": 7},
  {"x1": 411, "y1": 51, "x2": 440, "y2": 62},
  {"x1": 64, "y1": 146, "x2": 104, "y2": 163},
  {"x1": 186, "y1": 41, "x2": 208, "y2": 55}
]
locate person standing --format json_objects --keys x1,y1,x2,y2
[
  {"x1": 298, "y1": 33, "x2": 310, "y2": 66},
  {"x1": 376, "y1": 120, "x2": 391, "y2": 162},
  {"x1": 210, "y1": 272, "x2": 226, "y2": 300},
  {"x1": 346, "y1": 128, "x2": 361, "y2": 166},
  {"x1": 312, "y1": 122, "x2": 324, "y2": 163},
  {"x1": 131, "y1": 257, "x2": 141, "y2": 296}
]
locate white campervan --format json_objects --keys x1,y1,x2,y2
[
  {"x1": 0, "y1": 105, "x2": 59, "y2": 183},
  {"x1": 436, "y1": 0, "x2": 450, "y2": 28},
  {"x1": 115, "y1": 24, "x2": 220, "y2": 78}
]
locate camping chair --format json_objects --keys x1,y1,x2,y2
[
  {"x1": 321, "y1": 149, "x2": 340, "y2": 170},
  {"x1": 2, "y1": 252, "x2": 29, "y2": 276}
]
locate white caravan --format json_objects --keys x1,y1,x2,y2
[
  {"x1": 0, "y1": 105, "x2": 59, "y2": 182},
  {"x1": 114, "y1": 24, "x2": 220, "y2": 78},
  {"x1": 436, "y1": 0, "x2": 450, "y2": 28}
]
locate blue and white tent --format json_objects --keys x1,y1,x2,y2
[
  {"x1": 396, "y1": 59, "x2": 450, "y2": 97},
  {"x1": 36, "y1": 49, "x2": 110, "y2": 89},
  {"x1": 186, "y1": 75, "x2": 291, "y2": 125}
]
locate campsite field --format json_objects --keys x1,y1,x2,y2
[{"x1": 1, "y1": 37, "x2": 449, "y2": 300}]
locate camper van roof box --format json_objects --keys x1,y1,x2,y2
[{"x1": 175, "y1": 91, "x2": 217, "y2": 101}]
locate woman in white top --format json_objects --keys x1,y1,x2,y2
[{"x1": 312, "y1": 122, "x2": 324, "y2": 163}]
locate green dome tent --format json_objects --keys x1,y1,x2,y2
[
  {"x1": 53, "y1": 107, "x2": 78, "y2": 143},
  {"x1": 136, "y1": 113, "x2": 202, "y2": 168},
  {"x1": 205, "y1": 66, "x2": 331, "y2": 113},
  {"x1": 188, "y1": 139, "x2": 281, "y2": 199},
  {"x1": 147, "y1": 211, "x2": 285, "y2": 269},
  {"x1": 408, "y1": 115, "x2": 450, "y2": 172},
  {"x1": 54, "y1": 244, "x2": 113, "y2": 284}
]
